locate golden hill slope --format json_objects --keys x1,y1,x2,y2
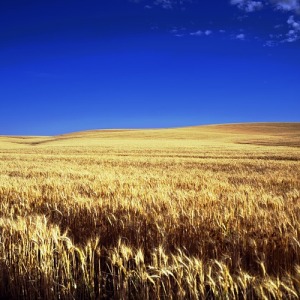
[{"x1": 1, "y1": 122, "x2": 300, "y2": 148}]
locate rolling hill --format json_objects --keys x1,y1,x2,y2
[{"x1": 1, "y1": 122, "x2": 300, "y2": 148}]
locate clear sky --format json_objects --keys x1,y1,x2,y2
[{"x1": 1, "y1": 0, "x2": 299, "y2": 135}]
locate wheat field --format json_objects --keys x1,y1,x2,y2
[{"x1": 0, "y1": 123, "x2": 300, "y2": 299}]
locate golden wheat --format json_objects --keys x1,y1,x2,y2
[{"x1": 0, "y1": 123, "x2": 299, "y2": 299}]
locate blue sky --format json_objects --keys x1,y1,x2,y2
[{"x1": 1, "y1": 0, "x2": 299, "y2": 135}]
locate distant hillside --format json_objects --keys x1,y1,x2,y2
[{"x1": 1, "y1": 123, "x2": 300, "y2": 148}]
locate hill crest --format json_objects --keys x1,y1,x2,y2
[{"x1": 1, "y1": 122, "x2": 300, "y2": 148}]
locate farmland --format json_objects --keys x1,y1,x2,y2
[{"x1": 0, "y1": 123, "x2": 300, "y2": 299}]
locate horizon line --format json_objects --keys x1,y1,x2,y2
[{"x1": 1, "y1": 121, "x2": 300, "y2": 138}]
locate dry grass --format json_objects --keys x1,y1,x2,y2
[{"x1": 0, "y1": 123, "x2": 300, "y2": 299}]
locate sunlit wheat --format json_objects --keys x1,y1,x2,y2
[{"x1": 0, "y1": 123, "x2": 299, "y2": 299}]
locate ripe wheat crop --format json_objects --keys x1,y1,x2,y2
[{"x1": 0, "y1": 123, "x2": 299, "y2": 299}]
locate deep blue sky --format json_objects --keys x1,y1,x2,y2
[{"x1": 1, "y1": 0, "x2": 300, "y2": 135}]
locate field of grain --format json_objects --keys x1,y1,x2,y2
[{"x1": 0, "y1": 123, "x2": 300, "y2": 299}]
